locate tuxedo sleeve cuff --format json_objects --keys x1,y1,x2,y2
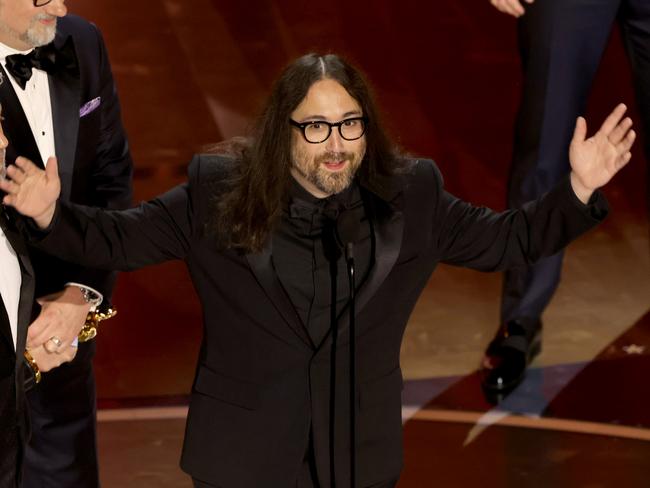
[
  {"x1": 560, "y1": 175, "x2": 609, "y2": 222},
  {"x1": 25, "y1": 203, "x2": 62, "y2": 240}
]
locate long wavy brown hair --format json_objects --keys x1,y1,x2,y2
[{"x1": 211, "y1": 53, "x2": 403, "y2": 252}]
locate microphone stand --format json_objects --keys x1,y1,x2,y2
[
  {"x1": 329, "y1": 258, "x2": 338, "y2": 488},
  {"x1": 346, "y1": 242, "x2": 356, "y2": 488},
  {"x1": 332, "y1": 206, "x2": 360, "y2": 488}
]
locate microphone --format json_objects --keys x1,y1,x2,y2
[{"x1": 335, "y1": 210, "x2": 360, "y2": 261}]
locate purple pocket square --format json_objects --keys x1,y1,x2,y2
[{"x1": 79, "y1": 97, "x2": 101, "y2": 117}]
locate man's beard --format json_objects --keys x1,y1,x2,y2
[
  {"x1": 20, "y1": 13, "x2": 57, "y2": 47},
  {"x1": 292, "y1": 147, "x2": 365, "y2": 196}
]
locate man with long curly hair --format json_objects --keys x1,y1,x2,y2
[{"x1": 0, "y1": 53, "x2": 635, "y2": 487}]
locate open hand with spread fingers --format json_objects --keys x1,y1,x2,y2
[
  {"x1": 0, "y1": 155, "x2": 61, "y2": 228},
  {"x1": 569, "y1": 103, "x2": 635, "y2": 203}
]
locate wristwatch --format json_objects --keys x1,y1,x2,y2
[
  {"x1": 79, "y1": 286, "x2": 102, "y2": 308},
  {"x1": 66, "y1": 283, "x2": 103, "y2": 310}
]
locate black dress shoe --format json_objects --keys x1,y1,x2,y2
[{"x1": 480, "y1": 319, "x2": 542, "y2": 396}]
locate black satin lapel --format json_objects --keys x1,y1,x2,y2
[
  {"x1": 0, "y1": 220, "x2": 34, "y2": 354},
  {"x1": 5, "y1": 230, "x2": 34, "y2": 278},
  {"x1": 0, "y1": 289, "x2": 13, "y2": 354},
  {"x1": 48, "y1": 41, "x2": 80, "y2": 203},
  {"x1": 245, "y1": 243, "x2": 314, "y2": 349},
  {"x1": 356, "y1": 208, "x2": 403, "y2": 313},
  {"x1": 0, "y1": 66, "x2": 44, "y2": 168},
  {"x1": 15, "y1": 261, "x2": 34, "y2": 355}
]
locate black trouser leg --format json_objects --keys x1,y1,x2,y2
[
  {"x1": 501, "y1": 0, "x2": 620, "y2": 331},
  {"x1": 23, "y1": 342, "x2": 99, "y2": 488},
  {"x1": 620, "y1": 0, "x2": 650, "y2": 220}
]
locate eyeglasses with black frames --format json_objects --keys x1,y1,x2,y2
[
  {"x1": 290, "y1": 117, "x2": 368, "y2": 144},
  {"x1": 33, "y1": 0, "x2": 54, "y2": 7}
]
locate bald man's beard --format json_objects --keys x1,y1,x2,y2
[
  {"x1": 291, "y1": 147, "x2": 365, "y2": 196},
  {"x1": 21, "y1": 13, "x2": 57, "y2": 47}
]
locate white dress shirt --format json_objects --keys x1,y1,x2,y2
[
  {"x1": 0, "y1": 42, "x2": 100, "y2": 350},
  {"x1": 0, "y1": 223, "x2": 21, "y2": 351},
  {"x1": 0, "y1": 43, "x2": 48, "y2": 352}
]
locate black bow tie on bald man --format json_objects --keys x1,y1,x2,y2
[{"x1": 5, "y1": 40, "x2": 78, "y2": 90}]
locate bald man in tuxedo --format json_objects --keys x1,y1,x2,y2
[
  {"x1": 0, "y1": 1, "x2": 134, "y2": 485},
  {"x1": 0, "y1": 111, "x2": 77, "y2": 488}
]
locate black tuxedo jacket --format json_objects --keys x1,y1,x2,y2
[
  {"x1": 30, "y1": 155, "x2": 608, "y2": 487},
  {"x1": 0, "y1": 14, "x2": 133, "y2": 306},
  {"x1": 1, "y1": 14, "x2": 132, "y2": 487},
  {"x1": 0, "y1": 219, "x2": 35, "y2": 488}
]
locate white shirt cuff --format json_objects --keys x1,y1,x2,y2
[{"x1": 64, "y1": 282, "x2": 104, "y2": 311}]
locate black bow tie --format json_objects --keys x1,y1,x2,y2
[
  {"x1": 5, "y1": 39, "x2": 77, "y2": 90},
  {"x1": 288, "y1": 195, "x2": 350, "y2": 240},
  {"x1": 289, "y1": 198, "x2": 340, "y2": 221}
]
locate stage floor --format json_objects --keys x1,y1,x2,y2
[{"x1": 62, "y1": 0, "x2": 650, "y2": 485}]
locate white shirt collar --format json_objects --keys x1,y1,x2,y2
[{"x1": 0, "y1": 41, "x2": 34, "y2": 62}]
